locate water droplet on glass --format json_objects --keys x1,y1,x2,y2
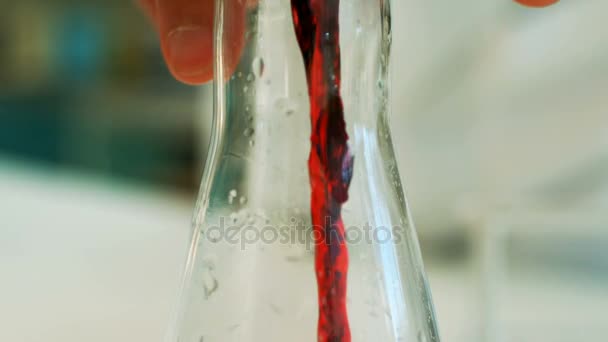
[
  {"x1": 252, "y1": 57, "x2": 265, "y2": 78},
  {"x1": 274, "y1": 98, "x2": 298, "y2": 116},
  {"x1": 243, "y1": 128, "x2": 254, "y2": 137},
  {"x1": 246, "y1": 73, "x2": 254, "y2": 82},
  {"x1": 249, "y1": 140, "x2": 255, "y2": 147},
  {"x1": 417, "y1": 330, "x2": 428, "y2": 342},
  {"x1": 208, "y1": 229, "x2": 221, "y2": 243},
  {"x1": 245, "y1": 105, "x2": 250, "y2": 112},
  {"x1": 239, "y1": 196, "x2": 248, "y2": 205},
  {"x1": 237, "y1": 71, "x2": 243, "y2": 78},
  {"x1": 243, "y1": 85, "x2": 249, "y2": 93},
  {"x1": 202, "y1": 254, "x2": 218, "y2": 270},
  {"x1": 202, "y1": 272, "x2": 218, "y2": 299},
  {"x1": 228, "y1": 189, "x2": 237, "y2": 204},
  {"x1": 286, "y1": 255, "x2": 300, "y2": 263},
  {"x1": 230, "y1": 212, "x2": 239, "y2": 224},
  {"x1": 269, "y1": 303, "x2": 283, "y2": 315}
]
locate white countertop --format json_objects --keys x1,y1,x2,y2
[
  {"x1": 0, "y1": 160, "x2": 192, "y2": 342},
  {"x1": 1, "y1": 159, "x2": 607, "y2": 342}
]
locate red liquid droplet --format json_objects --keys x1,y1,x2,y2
[
  {"x1": 291, "y1": 1, "x2": 352, "y2": 341},
  {"x1": 515, "y1": 0, "x2": 559, "y2": 7}
]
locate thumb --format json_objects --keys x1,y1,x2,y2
[{"x1": 156, "y1": 0, "x2": 216, "y2": 84}]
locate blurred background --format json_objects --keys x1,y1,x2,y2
[{"x1": 1, "y1": 0, "x2": 607, "y2": 341}]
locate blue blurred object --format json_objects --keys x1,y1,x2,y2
[
  {"x1": 53, "y1": 8, "x2": 106, "y2": 84},
  {"x1": 0, "y1": 94, "x2": 65, "y2": 164}
]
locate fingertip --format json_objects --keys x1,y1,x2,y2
[
  {"x1": 162, "y1": 26, "x2": 214, "y2": 84},
  {"x1": 514, "y1": 0, "x2": 559, "y2": 8},
  {"x1": 156, "y1": 0, "x2": 216, "y2": 85},
  {"x1": 174, "y1": 71, "x2": 214, "y2": 85}
]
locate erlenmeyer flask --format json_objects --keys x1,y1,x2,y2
[{"x1": 167, "y1": 0, "x2": 440, "y2": 341}]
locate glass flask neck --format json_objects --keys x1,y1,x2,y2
[
  {"x1": 172, "y1": 1, "x2": 441, "y2": 341},
  {"x1": 214, "y1": 0, "x2": 393, "y2": 126},
  {"x1": 208, "y1": 0, "x2": 398, "y2": 218}
]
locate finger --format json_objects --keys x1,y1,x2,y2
[
  {"x1": 514, "y1": 0, "x2": 559, "y2": 7},
  {"x1": 219, "y1": 1, "x2": 247, "y2": 81},
  {"x1": 156, "y1": 0, "x2": 216, "y2": 84}
]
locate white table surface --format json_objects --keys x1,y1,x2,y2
[
  {"x1": 2, "y1": 159, "x2": 606, "y2": 342},
  {"x1": 0, "y1": 160, "x2": 193, "y2": 342}
]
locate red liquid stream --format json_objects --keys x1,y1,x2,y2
[{"x1": 291, "y1": 1, "x2": 353, "y2": 341}]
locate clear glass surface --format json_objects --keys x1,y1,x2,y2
[{"x1": 168, "y1": 1, "x2": 440, "y2": 341}]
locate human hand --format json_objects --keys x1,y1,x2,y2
[
  {"x1": 138, "y1": 0, "x2": 557, "y2": 85},
  {"x1": 138, "y1": 0, "x2": 252, "y2": 85},
  {"x1": 138, "y1": 0, "x2": 216, "y2": 85}
]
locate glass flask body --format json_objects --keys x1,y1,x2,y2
[{"x1": 169, "y1": 0, "x2": 440, "y2": 341}]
